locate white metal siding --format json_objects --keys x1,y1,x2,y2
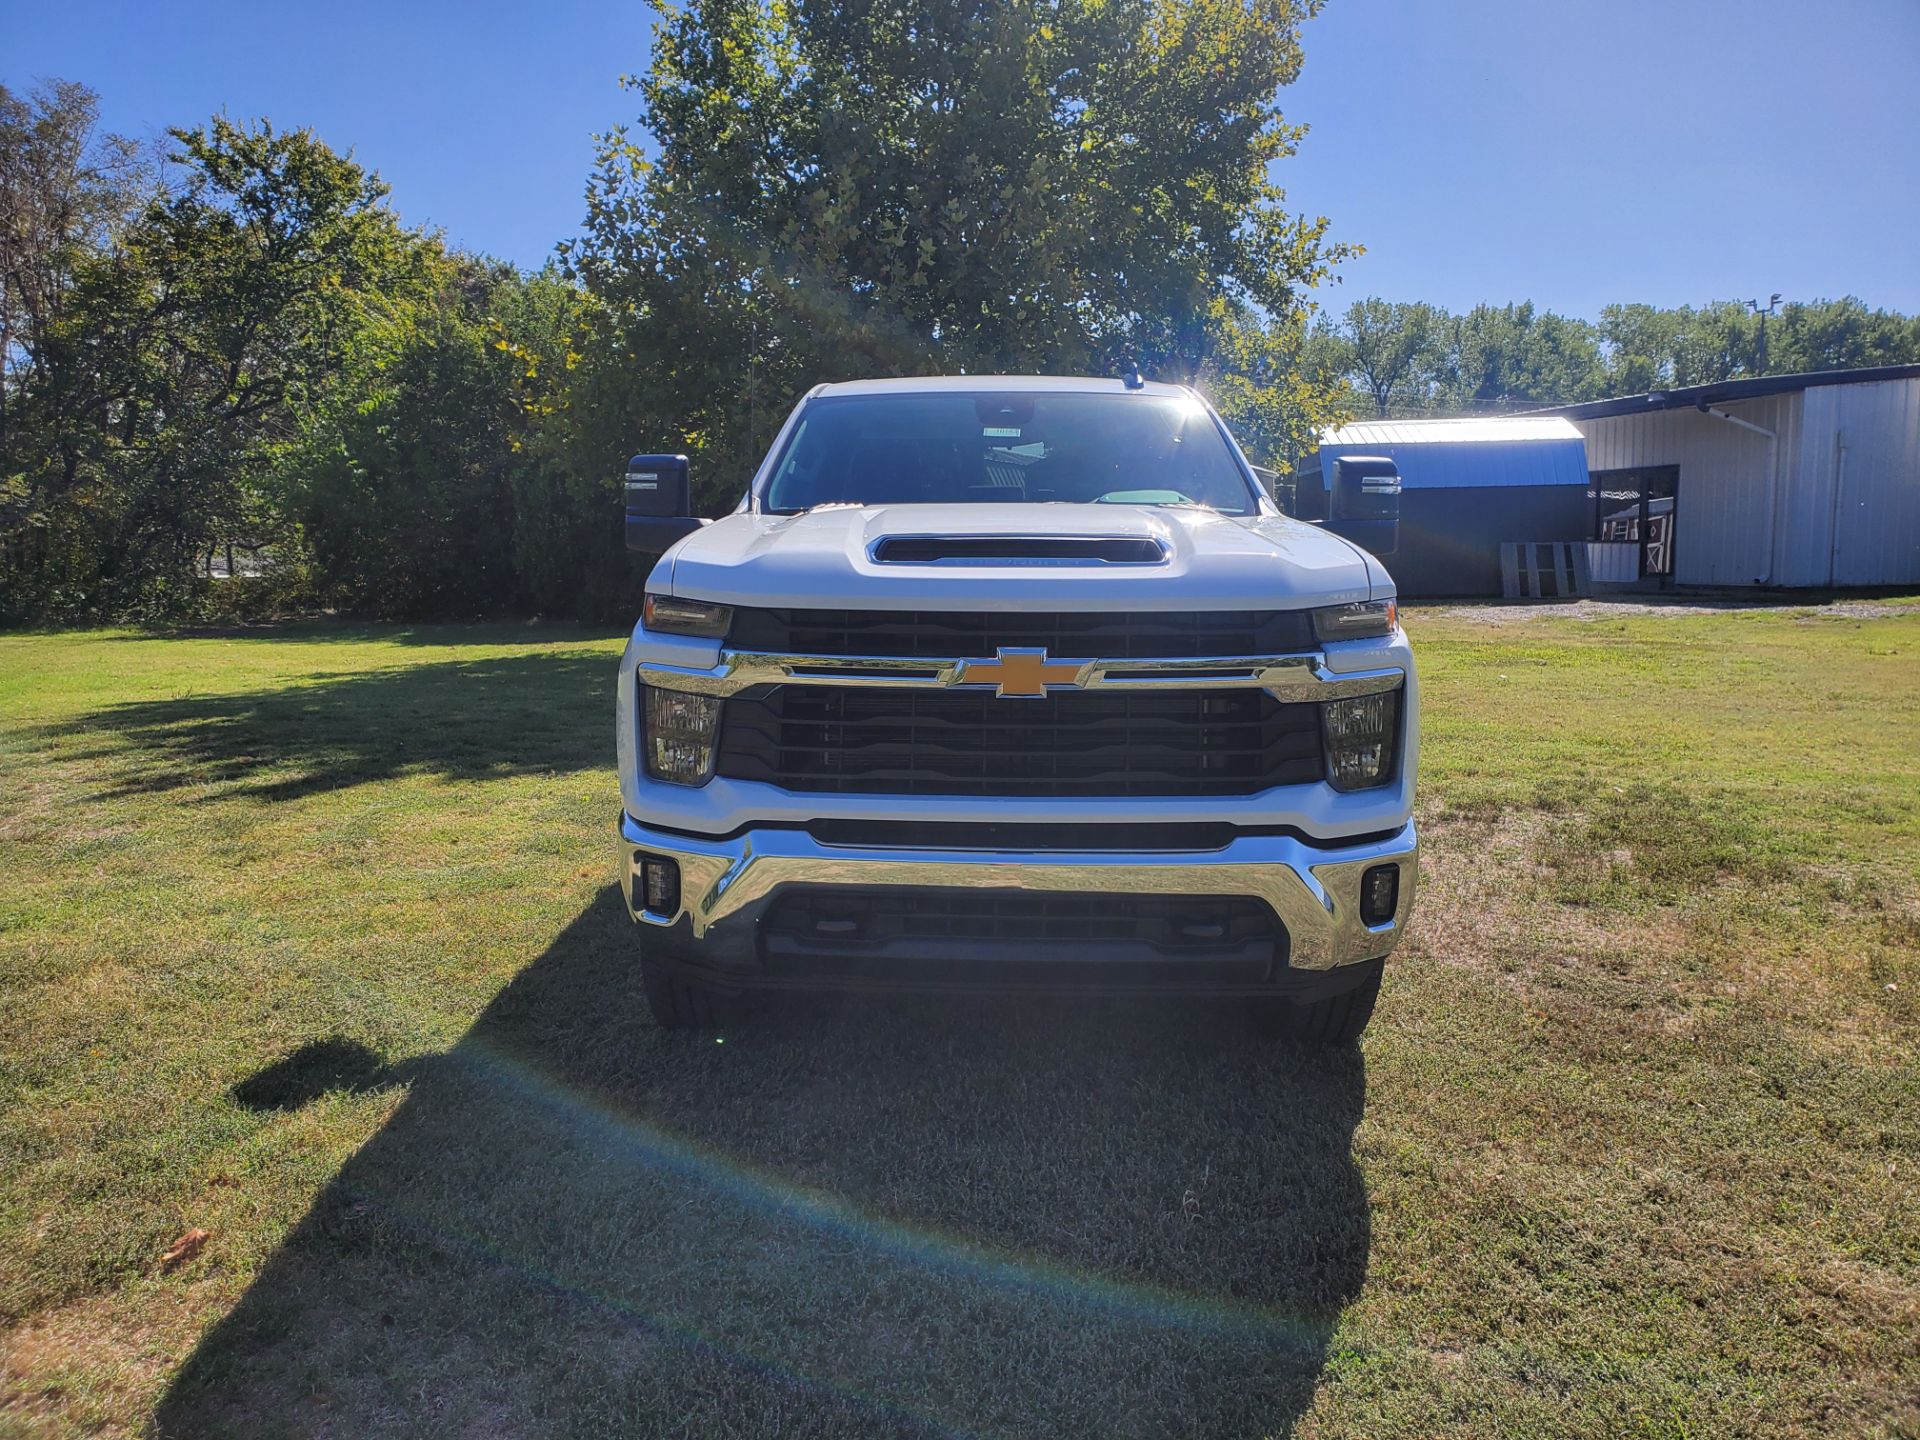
[
  {"x1": 1788, "y1": 379, "x2": 1920, "y2": 586},
  {"x1": 1586, "y1": 542, "x2": 1640, "y2": 582},
  {"x1": 1574, "y1": 394, "x2": 1800, "y2": 586}
]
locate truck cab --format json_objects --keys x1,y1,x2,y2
[{"x1": 616, "y1": 376, "x2": 1417, "y2": 1043}]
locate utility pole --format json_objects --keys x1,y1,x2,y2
[{"x1": 1746, "y1": 293, "x2": 1782, "y2": 376}]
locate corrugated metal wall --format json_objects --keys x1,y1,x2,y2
[
  {"x1": 1785, "y1": 378, "x2": 1920, "y2": 586},
  {"x1": 1576, "y1": 379, "x2": 1919, "y2": 587},
  {"x1": 1576, "y1": 394, "x2": 1801, "y2": 587},
  {"x1": 1587, "y1": 542, "x2": 1639, "y2": 582}
]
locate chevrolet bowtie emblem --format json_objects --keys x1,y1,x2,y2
[{"x1": 963, "y1": 647, "x2": 1087, "y2": 698}]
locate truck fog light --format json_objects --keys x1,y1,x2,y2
[
  {"x1": 1322, "y1": 689, "x2": 1398, "y2": 791},
  {"x1": 1360, "y1": 864, "x2": 1399, "y2": 926},
  {"x1": 636, "y1": 855, "x2": 680, "y2": 915},
  {"x1": 644, "y1": 686, "x2": 721, "y2": 785}
]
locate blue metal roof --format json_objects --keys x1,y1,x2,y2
[{"x1": 1315, "y1": 417, "x2": 1590, "y2": 491}]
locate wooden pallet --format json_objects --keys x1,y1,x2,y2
[{"x1": 1500, "y1": 541, "x2": 1591, "y2": 600}]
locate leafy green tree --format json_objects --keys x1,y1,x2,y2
[
  {"x1": 1595, "y1": 298, "x2": 1920, "y2": 393},
  {"x1": 0, "y1": 81, "x2": 156, "y2": 602},
  {"x1": 1325, "y1": 297, "x2": 1438, "y2": 416},
  {"x1": 2, "y1": 115, "x2": 439, "y2": 617},
  {"x1": 1202, "y1": 299, "x2": 1355, "y2": 472},
  {"x1": 567, "y1": 0, "x2": 1353, "y2": 518},
  {"x1": 1665, "y1": 300, "x2": 1756, "y2": 386},
  {"x1": 487, "y1": 269, "x2": 624, "y2": 620},
  {"x1": 288, "y1": 256, "x2": 534, "y2": 617},
  {"x1": 1768, "y1": 296, "x2": 1920, "y2": 374},
  {"x1": 1432, "y1": 302, "x2": 1604, "y2": 411},
  {"x1": 0, "y1": 81, "x2": 152, "y2": 419},
  {"x1": 1598, "y1": 303, "x2": 1682, "y2": 393}
]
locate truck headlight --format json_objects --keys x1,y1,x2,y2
[
  {"x1": 1312, "y1": 599, "x2": 1396, "y2": 642},
  {"x1": 643, "y1": 593, "x2": 733, "y2": 638},
  {"x1": 1322, "y1": 689, "x2": 1399, "y2": 791},
  {"x1": 643, "y1": 685, "x2": 722, "y2": 785}
]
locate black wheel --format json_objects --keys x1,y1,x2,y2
[
  {"x1": 1268, "y1": 959, "x2": 1383, "y2": 1047},
  {"x1": 639, "y1": 955, "x2": 740, "y2": 1030}
]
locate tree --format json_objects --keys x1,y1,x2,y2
[
  {"x1": 566, "y1": 0, "x2": 1354, "y2": 515},
  {"x1": 1665, "y1": 300, "x2": 1756, "y2": 386},
  {"x1": 0, "y1": 81, "x2": 155, "y2": 591},
  {"x1": 1325, "y1": 298, "x2": 1437, "y2": 416},
  {"x1": 1594, "y1": 298, "x2": 1920, "y2": 395},
  {"x1": 0, "y1": 81, "x2": 152, "y2": 417},
  {"x1": 1202, "y1": 299, "x2": 1355, "y2": 472},
  {"x1": 1768, "y1": 296, "x2": 1920, "y2": 375},
  {"x1": 287, "y1": 255, "x2": 534, "y2": 617},
  {"x1": 1598, "y1": 303, "x2": 1681, "y2": 394},
  {"x1": 2, "y1": 115, "x2": 440, "y2": 616},
  {"x1": 1431, "y1": 302, "x2": 1604, "y2": 411}
]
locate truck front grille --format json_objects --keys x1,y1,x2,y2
[
  {"x1": 760, "y1": 888, "x2": 1282, "y2": 986},
  {"x1": 714, "y1": 685, "x2": 1323, "y2": 796},
  {"x1": 724, "y1": 607, "x2": 1316, "y2": 660}
]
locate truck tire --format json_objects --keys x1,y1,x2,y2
[
  {"x1": 1269, "y1": 960, "x2": 1382, "y2": 1047},
  {"x1": 639, "y1": 956, "x2": 738, "y2": 1031}
]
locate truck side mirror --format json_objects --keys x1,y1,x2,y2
[
  {"x1": 625, "y1": 453, "x2": 705, "y2": 554},
  {"x1": 1326, "y1": 455, "x2": 1400, "y2": 556}
]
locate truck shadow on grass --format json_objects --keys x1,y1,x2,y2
[
  {"x1": 156, "y1": 888, "x2": 1372, "y2": 1439},
  {"x1": 53, "y1": 650, "x2": 612, "y2": 802}
]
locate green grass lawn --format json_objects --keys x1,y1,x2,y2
[{"x1": 2, "y1": 604, "x2": 1916, "y2": 1439}]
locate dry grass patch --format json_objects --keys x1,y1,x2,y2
[{"x1": 1412, "y1": 805, "x2": 1914, "y2": 1061}]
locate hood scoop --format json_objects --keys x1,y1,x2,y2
[{"x1": 871, "y1": 535, "x2": 1169, "y2": 566}]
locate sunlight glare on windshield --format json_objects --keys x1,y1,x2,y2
[{"x1": 762, "y1": 391, "x2": 1256, "y2": 514}]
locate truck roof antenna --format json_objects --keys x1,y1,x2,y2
[{"x1": 1121, "y1": 359, "x2": 1145, "y2": 390}]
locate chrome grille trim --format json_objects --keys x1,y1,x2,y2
[{"x1": 636, "y1": 650, "x2": 1404, "y2": 703}]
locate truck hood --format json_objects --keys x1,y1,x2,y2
[{"x1": 655, "y1": 504, "x2": 1384, "y2": 612}]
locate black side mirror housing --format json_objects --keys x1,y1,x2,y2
[
  {"x1": 624, "y1": 454, "x2": 705, "y2": 554},
  {"x1": 1326, "y1": 455, "x2": 1401, "y2": 556}
]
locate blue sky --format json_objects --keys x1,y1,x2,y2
[{"x1": 9, "y1": 0, "x2": 1918, "y2": 319}]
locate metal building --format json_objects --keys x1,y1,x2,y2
[
  {"x1": 1312, "y1": 416, "x2": 1592, "y2": 597},
  {"x1": 1542, "y1": 364, "x2": 1920, "y2": 589}
]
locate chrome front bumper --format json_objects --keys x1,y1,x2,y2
[{"x1": 619, "y1": 814, "x2": 1417, "y2": 974}]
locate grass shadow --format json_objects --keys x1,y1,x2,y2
[
  {"x1": 51, "y1": 650, "x2": 612, "y2": 801},
  {"x1": 230, "y1": 1039, "x2": 420, "y2": 1113},
  {"x1": 157, "y1": 889, "x2": 1371, "y2": 1438}
]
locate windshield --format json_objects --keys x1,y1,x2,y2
[{"x1": 760, "y1": 391, "x2": 1260, "y2": 515}]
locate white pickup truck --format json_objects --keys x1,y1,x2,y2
[{"x1": 615, "y1": 375, "x2": 1417, "y2": 1044}]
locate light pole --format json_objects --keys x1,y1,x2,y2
[{"x1": 1746, "y1": 293, "x2": 1782, "y2": 376}]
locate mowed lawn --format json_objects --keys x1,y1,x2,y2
[{"x1": 1, "y1": 603, "x2": 1916, "y2": 1440}]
